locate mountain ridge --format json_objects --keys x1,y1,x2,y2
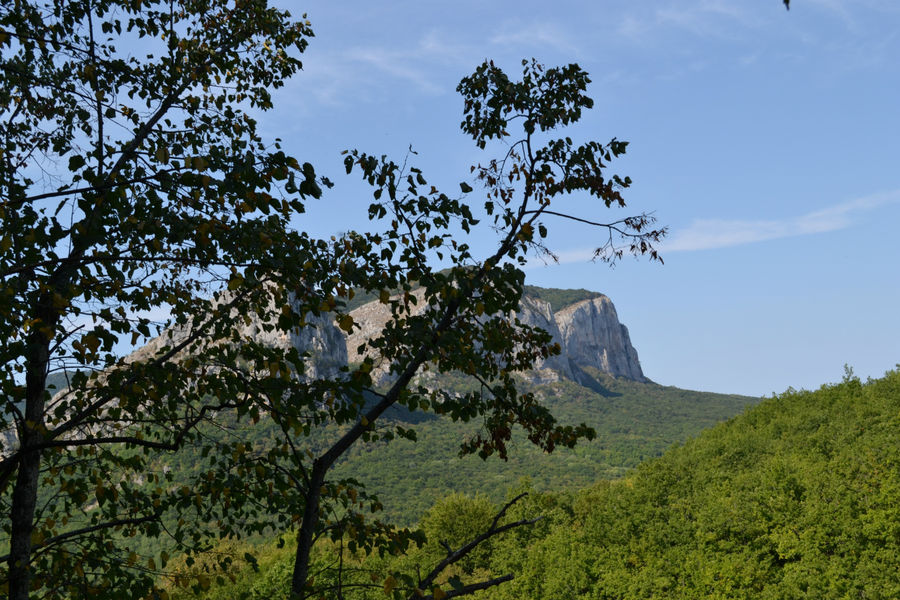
[{"x1": 343, "y1": 288, "x2": 647, "y2": 385}]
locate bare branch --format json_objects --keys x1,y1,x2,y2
[{"x1": 409, "y1": 493, "x2": 539, "y2": 599}]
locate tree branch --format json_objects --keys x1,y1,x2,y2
[
  {"x1": 0, "y1": 512, "x2": 162, "y2": 563},
  {"x1": 410, "y1": 493, "x2": 539, "y2": 599},
  {"x1": 524, "y1": 208, "x2": 650, "y2": 231},
  {"x1": 418, "y1": 574, "x2": 514, "y2": 599}
]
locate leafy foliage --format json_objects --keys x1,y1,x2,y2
[
  {"x1": 186, "y1": 369, "x2": 900, "y2": 599},
  {"x1": 483, "y1": 369, "x2": 900, "y2": 599},
  {"x1": 1, "y1": 2, "x2": 330, "y2": 598},
  {"x1": 2, "y1": 3, "x2": 666, "y2": 595}
]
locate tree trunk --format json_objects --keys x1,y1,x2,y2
[
  {"x1": 290, "y1": 460, "x2": 326, "y2": 599},
  {"x1": 8, "y1": 332, "x2": 49, "y2": 600},
  {"x1": 8, "y1": 442, "x2": 42, "y2": 600}
]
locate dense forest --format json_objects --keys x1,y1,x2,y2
[
  {"x1": 151, "y1": 369, "x2": 755, "y2": 527},
  {"x1": 169, "y1": 369, "x2": 900, "y2": 599}
]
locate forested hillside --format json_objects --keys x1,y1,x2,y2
[
  {"x1": 329, "y1": 372, "x2": 755, "y2": 523},
  {"x1": 174, "y1": 370, "x2": 900, "y2": 599},
  {"x1": 485, "y1": 369, "x2": 900, "y2": 599},
  {"x1": 156, "y1": 371, "x2": 756, "y2": 526}
]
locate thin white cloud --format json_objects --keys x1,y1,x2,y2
[
  {"x1": 489, "y1": 22, "x2": 579, "y2": 56},
  {"x1": 291, "y1": 53, "x2": 365, "y2": 108},
  {"x1": 804, "y1": 0, "x2": 859, "y2": 31},
  {"x1": 417, "y1": 29, "x2": 480, "y2": 66},
  {"x1": 294, "y1": 30, "x2": 479, "y2": 104},
  {"x1": 664, "y1": 189, "x2": 900, "y2": 252},
  {"x1": 616, "y1": 15, "x2": 648, "y2": 41},
  {"x1": 345, "y1": 47, "x2": 443, "y2": 94},
  {"x1": 525, "y1": 189, "x2": 900, "y2": 267},
  {"x1": 617, "y1": 0, "x2": 758, "y2": 43}
]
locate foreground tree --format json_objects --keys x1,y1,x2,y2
[
  {"x1": 0, "y1": 2, "x2": 333, "y2": 598},
  {"x1": 269, "y1": 59, "x2": 665, "y2": 599},
  {"x1": 1, "y1": 3, "x2": 665, "y2": 600}
]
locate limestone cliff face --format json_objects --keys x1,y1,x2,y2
[
  {"x1": 344, "y1": 291, "x2": 647, "y2": 384},
  {"x1": 225, "y1": 295, "x2": 348, "y2": 380},
  {"x1": 553, "y1": 296, "x2": 647, "y2": 382},
  {"x1": 509, "y1": 296, "x2": 576, "y2": 383},
  {"x1": 126, "y1": 292, "x2": 348, "y2": 381},
  {"x1": 117, "y1": 288, "x2": 643, "y2": 391},
  {"x1": 346, "y1": 288, "x2": 430, "y2": 382}
]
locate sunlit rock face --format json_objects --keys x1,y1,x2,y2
[
  {"x1": 345, "y1": 291, "x2": 647, "y2": 385},
  {"x1": 127, "y1": 291, "x2": 349, "y2": 381},
  {"x1": 553, "y1": 296, "x2": 647, "y2": 382},
  {"x1": 509, "y1": 295, "x2": 576, "y2": 383},
  {"x1": 119, "y1": 287, "x2": 646, "y2": 395}
]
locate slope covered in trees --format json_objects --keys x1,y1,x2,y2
[
  {"x1": 485, "y1": 368, "x2": 900, "y2": 599},
  {"x1": 177, "y1": 369, "x2": 900, "y2": 599},
  {"x1": 143, "y1": 366, "x2": 756, "y2": 529},
  {"x1": 329, "y1": 372, "x2": 755, "y2": 524}
]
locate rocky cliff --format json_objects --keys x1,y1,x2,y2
[
  {"x1": 63, "y1": 288, "x2": 644, "y2": 393},
  {"x1": 346, "y1": 290, "x2": 647, "y2": 385},
  {"x1": 123, "y1": 286, "x2": 645, "y2": 385},
  {"x1": 555, "y1": 296, "x2": 646, "y2": 381},
  {"x1": 511, "y1": 294, "x2": 647, "y2": 383},
  {"x1": 127, "y1": 291, "x2": 348, "y2": 381}
]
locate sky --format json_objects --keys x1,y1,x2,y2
[{"x1": 257, "y1": 0, "x2": 900, "y2": 397}]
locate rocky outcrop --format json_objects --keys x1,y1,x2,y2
[
  {"x1": 509, "y1": 296, "x2": 577, "y2": 383},
  {"x1": 124, "y1": 291, "x2": 348, "y2": 380},
  {"x1": 344, "y1": 290, "x2": 647, "y2": 385},
  {"x1": 101, "y1": 287, "x2": 644, "y2": 393},
  {"x1": 346, "y1": 288, "x2": 428, "y2": 381},
  {"x1": 123, "y1": 283, "x2": 644, "y2": 385},
  {"x1": 554, "y1": 296, "x2": 647, "y2": 382}
]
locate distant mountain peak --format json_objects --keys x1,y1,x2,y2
[
  {"x1": 514, "y1": 293, "x2": 647, "y2": 384},
  {"x1": 346, "y1": 287, "x2": 647, "y2": 385}
]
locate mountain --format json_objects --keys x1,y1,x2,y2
[
  {"x1": 12, "y1": 283, "x2": 760, "y2": 585},
  {"x1": 176, "y1": 370, "x2": 900, "y2": 600},
  {"x1": 178, "y1": 285, "x2": 753, "y2": 524},
  {"x1": 346, "y1": 287, "x2": 647, "y2": 385}
]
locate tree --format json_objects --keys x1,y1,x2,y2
[
  {"x1": 1, "y1": 3, "x2": 664, "y2": 600},
  {"x1": 0, "y1": 2, "x2": 332, "y2": 598},
  {"x1": 275, "y1": 58, "x2": 665, "y2": 599}
]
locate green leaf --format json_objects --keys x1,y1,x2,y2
[
  {"x1": 68, "y1": 154, "x2": 86, "y2": 171},
  {"x1": 227, "y1": 275, "x2": 244, "y2": 291},
  {"x1": 244, "y1": 552, "x2": 259, "y2": 572},
  {"x1": 338, "y1": 314, "x2": 355, "y2": 333}
]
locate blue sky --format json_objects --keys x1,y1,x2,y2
[{"x1": 260, "y1": 0, "x2": 899, "y2": 397}]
